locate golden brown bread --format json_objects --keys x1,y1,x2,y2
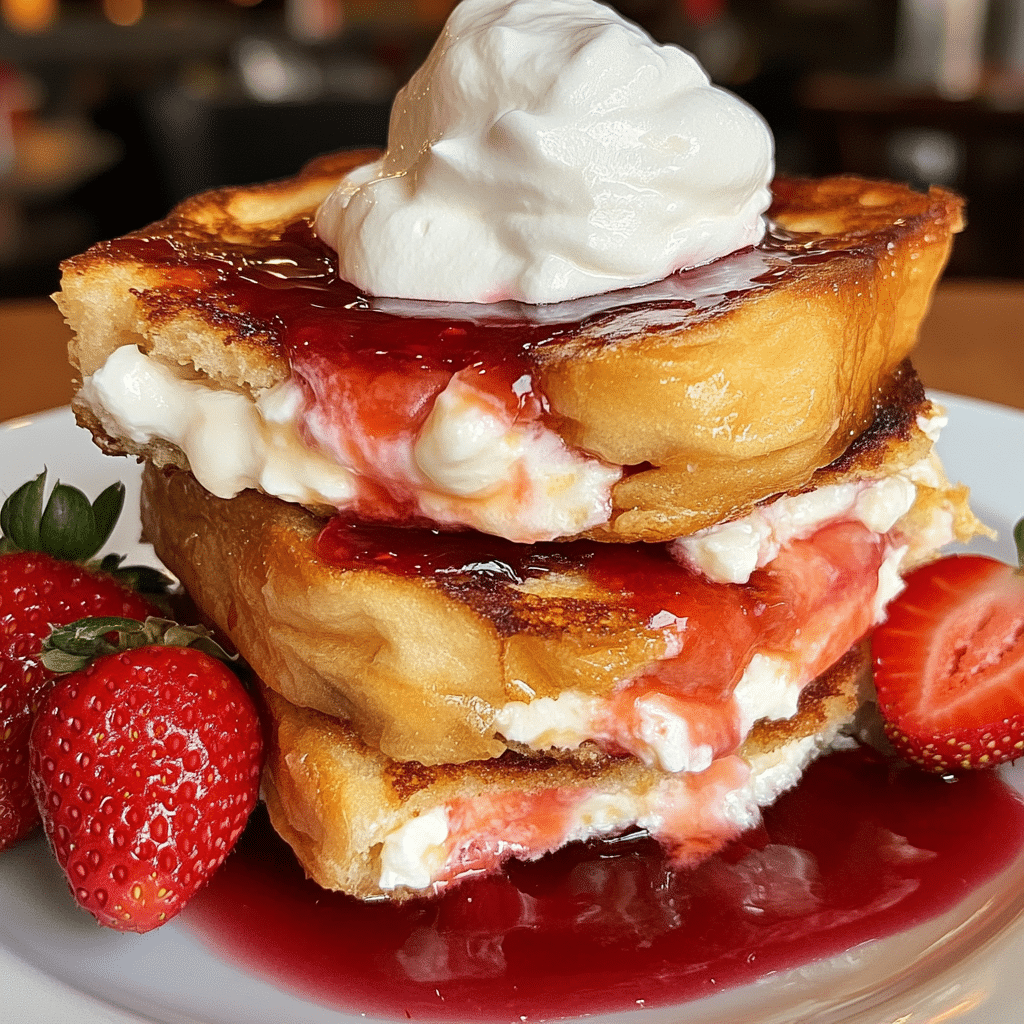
[
  {"x1": 260, "y1": 644, "x2": 870, "y2": 901},
  {"x1": 59, "y1": 154, "x2": 963, "y2": 542},
  {"x1": 140, "y1": 369, "x2": 984, "y2": 767}
]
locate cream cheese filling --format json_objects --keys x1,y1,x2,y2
[
  {"x1": 81, "y1": 344, "x2": 620, "y2": 542},
  {"x1": 494, "y1": 530, "x2": 942, "y2": 776},
  {"x1": 377, "y1": 722, "x2": 848, "y2": 893}
]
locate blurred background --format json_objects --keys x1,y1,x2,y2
[{"x1": 2, "y1": 0, "x2": 1023, "y2": 300}]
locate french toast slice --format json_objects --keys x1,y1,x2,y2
[
  {"x1": 260, "y1": 644, "x2": 869, "y2": 902},
  {"x1": 59, "y1": 155, "x2": 963, "y2": 543},
  {"x1": 140, "y1": 367, "x2": 983, "y2": 767}
]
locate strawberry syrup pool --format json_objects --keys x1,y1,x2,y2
[{"x1": 184, "y1": 747, "x2": 1024, "y2": 1022}]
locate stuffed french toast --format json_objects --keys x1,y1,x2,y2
[{"x1": 56, "y1": 0, "x2": 981, "y2": 902}]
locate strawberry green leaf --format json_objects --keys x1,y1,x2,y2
[
  {"x1": 89, "y1": 482, "x2": 126, "y2": 554},
  {"x1": 0, "y1": 470, "x2": 46, "y2": 551},
  {"x1": 112, "y1": 564, "x2": 176, "y2": 595},
  {"x1": 1015, "y1": 518, "x2": 1024, "y2": 570},
  {"x1": 2, "y1": 470, "x2": 118, "y2": 561},
  {"x1": 94, "y1": 553, "x2": 174, "y2": 595},
  {"x1": 41, "y1": 616, "x2": 238, "y2": 675},
  {"x1": 158, "y1": 622, "x2": 236, "y2": 662},
  {"x1": 38, "y1": 482, "x2": 99, "y2": 561},
  {"x1": 39, "y1": 616, "x2": 142, "y2": 673},
  {"x1": 1, "y1": 474, "x2": 174, "y2": 597},
  {"x1": 53, "y1": 615, "x2": 145, "y2": 648}
]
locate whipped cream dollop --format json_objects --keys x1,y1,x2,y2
[{"x1": 314, "y1": 0, "x2": 774, "y2": 304}]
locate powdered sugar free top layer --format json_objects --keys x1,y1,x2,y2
[{"x1": 314, "y1": 0, "x2": 774, "y2": 304}]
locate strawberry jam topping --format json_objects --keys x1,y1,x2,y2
[
  {"x1": 107, "y1": 217, "x2": 859, "y2": 381},
  {"x1": 315, "y1": 517, "x2": 889, "y2": 766},
  {"x1": 105, "y1": 220, "x2": 867, "y2": 528}
]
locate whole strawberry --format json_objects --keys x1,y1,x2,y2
[
  {"x1": 0, "y1": 472, "x2": 164, "y2": 850},
  {"x1": 30, "y1": 618, "x2": 263, "y2": 932}
]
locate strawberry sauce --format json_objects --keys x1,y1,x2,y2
[
  {"x1": 313, "y1": 517, "x2": 882, "y2": 646},
  {"x1": 105, "y1": 219, "x2": 865, "y2": 528},
  {"x1": 315, "y1": 517, "x2": 886, "y2": 764},
  {"x1": 184, "y1": 747, "x2": 1024, "y2": 1021},
  {"x1": 107, "y1": 218, "x2": 852, "y2": 380}
]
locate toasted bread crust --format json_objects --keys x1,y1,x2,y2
[
  {"x1": 139, "y1": 369, "x2": 980, "y2": 766},
  {"x1": 60, "y1": 160, "x2": 962, "y2": 542},
  {"x1": 62, "y1": 150, "x2": 376, "y2": 392},
  {"x1": 260, "y1": 643, "x2": 869, "y2": 901},
  {"x1": 547, "y1": 178, "x2": 965, "y2": 539}
]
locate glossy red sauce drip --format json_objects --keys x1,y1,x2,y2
[
  {"x1": 316, "y1": 517, "x2": 883, "y2": 704},
  {"x1": 106, "y1": 221, "x2": 864, "y2": 507},
  {"x1": 184, "y1": 747, "x2": 1024, "y2": 1021},
  {"x1": 105, "y1": 218, "x2": 871, "y2": 529},
  {"x1": 107, "y1": 219, "x2": 853, "y2": 379}
]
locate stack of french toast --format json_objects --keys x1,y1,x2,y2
[{"x1": 57, "y1": 152, "x2": 980, "y2": 900}]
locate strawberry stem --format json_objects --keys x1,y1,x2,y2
[
  {"x1": 1, "y1": 470, "x2": 173, "y2": 594},
  {"x1": 1015, "y1": 517, "x2": 1024, "y2": 570},
  {"x1": 0, "y1": 470, "x2": 124, "y2": 561},
  {"x1": 40, "y1": 616, "x2": 237, "y2": 675}
]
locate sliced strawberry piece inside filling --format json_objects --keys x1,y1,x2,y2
[
  {"x1": 293, "y1": 349, "x2": 543, "y2": 522},
  {"x1": 292, "y1": 347, "x2": 451, "y2": 521},
  {"x1": 423, "y1": 756, "x2": 751, "y2": 891},
  {"x1": 756, "y1": 519, "x2": 887, "y2": 678},
  {"x1": 657, "y1": 755, "x2": 753, "y2": 867},
  {"x1": 599, "y1": 520, "x2": 889, "y2": 770},
  {"x1": 444, "y1": 787, "x2": 587, "y2": 881}
]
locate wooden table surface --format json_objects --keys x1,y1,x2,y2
[{"x1": 0, "y1": 281, "x2": 1021, "y2": 423}]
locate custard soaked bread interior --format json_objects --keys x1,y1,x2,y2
[{"x1": 60, "y1": 158, "x2": 963, "y2": 543}]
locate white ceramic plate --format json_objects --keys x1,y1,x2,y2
[{"x1": 2, "y1": 395, "x2": 1024, "y2": 1024}]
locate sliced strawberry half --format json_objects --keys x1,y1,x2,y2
[{"x1": 872, "y1": 521, "x2": 1024, "y2": 772}]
